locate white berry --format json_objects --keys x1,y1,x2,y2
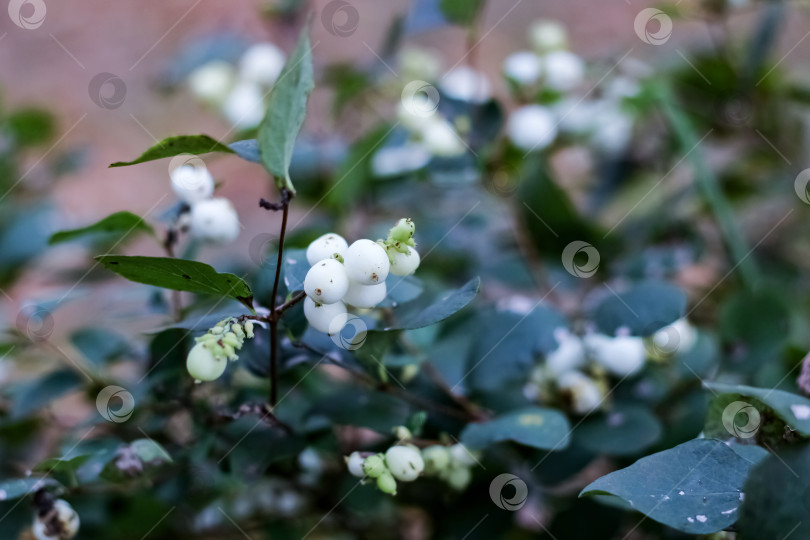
[
  {"x1": 239, "y1": 42, "x2": 286, "y2": 87},
  {"x1": 170, "y1": 164, "x2": 214, "y2": 204},
  {"x1": 186, "y1": 342, "x2": 227, "y2": 382},
  {"x1": 529, "y1": 19, "x2": 568, "y2": 53},
  {"x1": 344, "y1": 239, "x2": 390, "y2": 285},
  {"x1": 585, "y1": 333, "x2": 647, "y2": 376},
  {"x1": 306, "y1": 233, "x2": 349, "y2": 265},
  {"x1": 385, "y1": 445, "x2": 424, "y2": 482},
  {"x1": 388, "y1": 245, "x2": 420, "y2": 276},
  {"x1": 421, "y1": 117, "x2": 465, "y2": 157},
  {"x1": 449, "y1": 443, "x2": 477, "y2": 467},
  {"x1": 439, "y1": 66, "x2": 492, "y2": 104},
  {"x1": 507, "y1": 105, "x2": 558, "y2": 151},
  {"x1": 188, "y1": 60, "x2": 235, "y2": 106},
  {"x1": 540, "y1": 50, "x2": 585, "y2": 92},
  {"x1": 189, "y1": 198, "x2": 240, "y2": 244},
  {"x1": 345, "y1": 451, "x2": 366, "y2": 478},
  {"x1": 304, "y1": 258, "x2": 349, "y2": 305},
  {"x1": 33, "y1": 499, "x2": 80, "y2": 540},
  {"x1": 503, "y1": 51, "x2": 542, "y2": 86},
  {"x1": 223, "y1": 82, "x2": 265, "y2": 130},
  {"x1": 342, "y1": 280, "x2": 387, "y2": 309},
  {"x1": 557, "y1": 370, "x2": 604, "y2": 414},
  {"x1": 545, "y1": 328, "x2": 585, "y2": 375},
  {"x1": 304, "y1": 297, "x2": 348, "y2": 335}
]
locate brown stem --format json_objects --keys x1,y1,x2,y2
[
  {"x1": 276, "y1": 290, "x2": 306, "y2": 316},
  {"x1": 421, "y1": 362, "x2": 488, "y2": 421}
]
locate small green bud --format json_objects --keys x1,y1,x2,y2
[
  {"x1": 221, "y1": 332, "x2": 243, "y2": 349},
  {"x1": 244, "y1": 321, "x2": 255, "y2": 338},
  {"x1": 231, "y1": 323, "x2": 245, "y2": 339},
  {"x1": 211, "y1": 326, "x2": 225, "y2": 335},
  {"x1": 363, "y1": 454, "x2": 386, "y2": 478},
  {"x1": 376, "y1": 471, "x2": 398, "y2": 495},
  {"x1": 389, "y1": 218, "x2": 415, "y2": 244},
  {"x1": 392, "y1": 425, "x2": 412, "y2": 441}
]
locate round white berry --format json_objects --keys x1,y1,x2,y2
[
  {"x1": 33, "y1": 499, "x2": 80, "y2": 540},
  {"x1": 170, "y1": 164, "x2": 214, "y2": 204},
  {"x1": 651, "y1": 318, "x2": 697, "y2": 356},
  {"x1": 585, "y1": 333, "x2": 647, "y2": 376},
  {"x1": 439, "y1": 66, "x2": 492, "y2": 104},
  {"x1": 421, "y1": 445, "x2": 450, "y2": 474},
  {"x1": 507, "y1": 105, "x2": 558, "y2": 152},
  {"x1": 188, "y1": 60, "x2": 235, "y2": 106},
  {"x1": 186, "y1": 342, "x2": 227, "y2": 382},
  {"x1": 189, "y1": 198, "x2": 240, "y2": 244},
  {"x1": 449, "y1": 443, "x2": 477, "y2": 467},
  {"x1": 557, "y1": 370, "x2": 604, "y2": 414},
  {"x1": 388, "y1": 245, "x2": 420, "y2": 276},
  {"x1": 304, "y1": 258, "x2": 349, "y2": 305},
  {"x1": 545, "y1": 328, "x2": 585, "y2": 375},
  {"x1": 540, "y1": 50, "x2": 585, "y2": 92},
  {"x1": 223, "y1": 82, "x2": 265, "y2": 130},
  {"x1": 529, "y1": 19, "x2": 568, "y2": 53},
  {"x1": 239, "y1": 42, "x2": 286, "y2": 87},
  {"x1": 344, "y1": 239, "x2": 390, "y2": 285},
  {"x1": 385, "y1": 445, "x2": 424, "y2": 482},
  {"x1": 342, "y1": 280, "x2": 386, "y2": 309},
  {"x1": 399, "y1": 45, "x2": 442, "y2": 82},
  {"x1": 345, "y1": 451, "x2": 366, "y2": 478},
  {"x1": 421, "y1": 117, "x2": 465, "y2": 157},
  {"x1": 503, "y1": 51, "x2": 542, "y2": 86},
  {"x1": 304, "y1": 297, "x2": 348, "y2": 335},
  {"x1": 306, "y1": 233, "x2": 349, "y2": 266}
]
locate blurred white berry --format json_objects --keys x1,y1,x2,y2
[
  {"x1": 306, "y1": 233, "x2": 349, "y2": 265},
  {"x1": 651, "y1": 318, "x2": 697, "y2": 356},
  {"x1": 342, "y1": 280, "x2": 387, "y2": 309},
  {"x1": 223, "y1": 82, "x2": 265, "y2": 130},
  {"x1": 585, "y1": 333, "x2": 647, "y2": 376},
  {"x1": 344, "y1": 239, "x2": 390, "y2": 285},
  {"x1": 589, "y1": 106, "x2": 634, "y2": 154},
  {"x1": 370, "y1": 143, "x2": 431, "y2": 178},
  {"x1": 33, "y1": 499, "x2": 80, "y2": 540},
  {"x1": 557, "y1": 370, "x2": 604, "y2": 414},
  {"x1": 388, "y1": 245, "x2": 420, "y2": 276},
  {"x1": 345, "y1": 451, "x2": 366, "y2": 478},
  {"x1": 304, "y1": 258, "x2": 349, "y2": 305},
  {"x1": 186, "y1": 342, "x2": 227, "y2": 382},
  {"x1": 604, "y1": 76, "x2": 642, "y2": 101},
  {"x1": 421, "y1": 445, "x2": 450, "y2": 474},
  {"x1": 421, "y1": 117, "x2": 466, "y2": 157},
  {"x1": 540, "y1": 50, "x2": 585, "y2": 92},
  {"x1": 507, "y1": 104, "x2": 558, "y2": 151},
  {"x1": 385, "y1": 445, "x2": 424, "y2": 482},
  {"x1": 545, "y1": 328, "x2": 586, "y2": 375},
  {"x1": 170, "y1": 164, "x2": 214, "y2": 204},
  {"x1": 399, "y1": 46, "x2": 443, "y2": 82},
  {"x1": 449, "y1": 443, "x2": 477, "y2": 467},
  {"x1": 304, "y1": 297, "x2": 348, "y2": 334},
  {"x1": 188, "y1": 60, "x2": 236, "y2": 106},
  {"x1": 440, "y1": 66, "x2": 491, "y2": 104},
  {"x1": 503, "y1": 51, "x2": 542, "y2": 86},
  {"x1": 189, "y1": 198, "x2": 240, "y2": 244},
  {"x1": 529, "y1": 19, "x2": 568, "y2": 54},
  {"x1": 239, "y1": 42, "x2": 286, "y2": 87}
]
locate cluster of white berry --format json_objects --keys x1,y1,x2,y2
[
  {"x1": 186, "y1": 317, "x2": 256, "y2": 383},
  {"x1": 345, "y1": 434, "x2": 477, "y2": 495},
  {"x1": 187, "y1": 42, "x2": 286, "y2": 130},
  {"x1": 32, "y1": 496, "x2": 79, "y2": 540},
  {"x1": 170, "y1": 161, "x2": 240, "y2": 244},
  {"x1": 524, "y1": 318, "x2": 697, "y2": 414},
  {"x1": 302, "y1": 219, "x2": 420, "y2": 335}
]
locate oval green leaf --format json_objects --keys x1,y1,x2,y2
[{"x1": 461, "y1": 406, "x2": 571, "y2": 450}]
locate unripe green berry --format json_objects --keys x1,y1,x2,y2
[
  {"x1": 376, "y1": 471, "x2": 398, "y2": 495},
  {"x1": 362, "y1": 454, "x2": 386, "y2": 478},
  {"x1": 389, "y1": 218, "x2": 415, "y2": 243},
  {"x1": 444, "y1": 465, "x2": 472, "y2": 491},
  {"x1": 421, "y1": 445, "x2": 450, "y2": 475},
  {"x1": 187, "y1": 342, "x2": 227, "y2": 382}
]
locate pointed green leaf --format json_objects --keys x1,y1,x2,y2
[
  {"x1": 257, "y1": 23, "x2": 314, "y2": 193},
  {"x1": 95, "y1": 255, "x2": 253, "y2": 309},
  {"x1": 382, "y1": 277, "x2": 480, "y2": 331},
  {"x1": 0, "y1": 478, "x2": 61, "y2": 502},
  {"x1": 461, "y1": 406, "x2": 571, "y2": 450},
  {"x1": 49, "y1": 211, "x2": 154, "y2": 245},
  {"x1": 109, "y1": 134, "x2": 234, "y2": 167},
  {"x1": 703, "y1": 382, "x2": 810, "y2": 437}
]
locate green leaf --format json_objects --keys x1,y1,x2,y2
[
  {"x1": 440, "y1": 0, "x2": 485, "y2": 26},
  {"x1": 460, "y1": 406, "x2": 571, "y2": 450},
  {"x1": 130, "y1": 439, "x2": 172, "y2": 464},
  {"x1": 592, "y1": 281, "x2": 687, "y2": 336},
  {"x1": 383, "y1": 277, "x2": 480, "y2": 331},
  {"x1": 33, "y1": 454, "x2": 91, "y2": 475},
  {"x1": 108, "y1": 134, "x2": 234, "y2": 167},
  {"x1": 282, "y1": 248, "x2": 308, "y2": 293},
  {"x1": 257, "y1": 23, "x2": 314, "y2": 193},
  {"x1": 0, "y1": 477, "x2": 60, "y2": 502},
  {"x1": 703, "y1": 382, "x2": 810, "y2": 437},
  {"x1": 49, "y1": 211, "x2": 154, "y2": 245},
  {"x1": 574, "y1": 406, "x2": 663, "y2": 457},
  {"x1": 95, "y1": 255, "x2": 253, "y2": 309},
  {"x1": 70, "y1": 327, "x2": 131, "y2": 367},
  {"x1": 7, "y1": 108, "x2": 56, "y2": 147},
  {"x1": 306, "y1": 388, "x2": 411, "y2": 434},
  {"x1": 580, "y1": 439, "x2": 760, "y2": 534},
  {"x1": 228, "y1": 139, "x2": 261, "y2": 163},
  {"x1": 737, "y1": 442, "x2": 810, "y2": 539}
]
